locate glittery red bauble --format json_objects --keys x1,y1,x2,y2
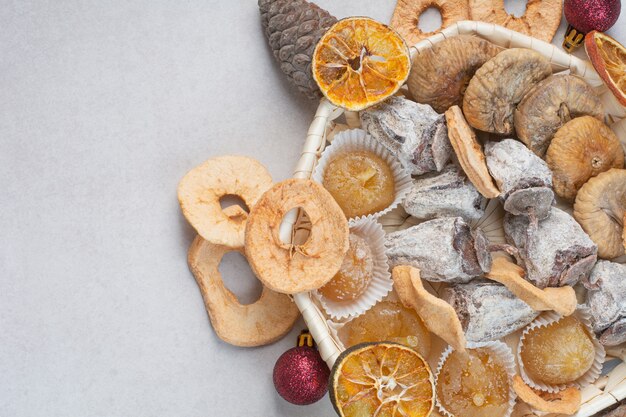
[
  {"x1": 273, "y1": 346, "x2": 330, "y2": 405},
  {"x1": 564, "y1": 0, "x2": 621, "y2": 33}
]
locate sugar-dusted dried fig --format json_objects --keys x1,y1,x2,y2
[
  {"x1": 485, "y1": 139, "x2": 554, "y2": 220},
  {"x1": 445, "y1": 105, "x2": 500, "y2": 198},
  {"x1": 504, "y1": 207, "x2": 598, "y2": 288},
  {"x1": 407, "y1": 35, "x2": 500, "y2": 113},
  {"x1": 574, "y1": 169, "x2": 626, "y2": 259},
  {"x1": 585, "y1": 261, "x2": 626, "y2": 346},
  {"x1": 403, "y1": 164, "x2": 486, "y2": 221},
  {"x1": 443, "y1": 279, "x2": 539, "y2": 342},
  {"x1": 385, "y1": 216, "x2": 491, "y2": 283},
  {"x1": 360, "y1": 96, "x2": 451, "y2": 175},
  {"x1": 245, "y1": 179, "x2": 349, "y2": 294},
  {"x1": 515, "y1": 75, "x2": 604, "y2": 156},
  {"x1": 463, "y1": 48, "x2": 552, "y2": 134},
  {"x1": 547, "y1": 116, "x2": 624, "y2": 201}
]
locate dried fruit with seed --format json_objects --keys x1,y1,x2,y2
[
  {"x1": 463, "y1": 48, "x2": 551, "y2": 134},
  {"x1": 585, "y1": 31, "x2": 626, "y2": 107},
  {"x1": 403, "y1": 164, "x2": 486, "y2": 222},
  {"x1": 515, "y1": 74, "x2": 604, "y2": 156},
  {"x1": 312, "y1": 17, "x2": 410, "y2": 111},
  {"x1": 485, "y1": 139, "x2": 554, "y2": 221},
  {"x1": 443, "y1": 279, "x2": 539, "y2": 342},
  {"x1": 504, "y1": 207, "x2": 598, "y2": 288},
  {"x1": 547, "y1": 116, "x2": 624, "y2": 201},
  {"x1": 574, "y1": 169, "x2": 626, "y2": 259},
  {"x1": 385, "y1": 217, "x2": 491, "y2": 283},
  {"x1": 445, "y1": 105, "x2": 500, "y2": 198},
  {"x1": 360, "y1": 96, "x2": 451, "y2": 176},
  {"x1": 259, "y1": 0, "x2": 337, "y2": 99},
  {"x1": 407, "y1": 35, "x2": 500, "y2": 113},
  {"x1": 585, "y1": 260, "x2": 626, "y2": 346}
]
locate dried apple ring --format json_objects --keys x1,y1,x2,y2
[
  {"x1": 512, "y1": 375, "x2": 581, "y2": 415},
  {"x1": 187, "y1": 224, "x2": 300, "y2": 347},
  {"x1": 245, "y1": 179, "x2": 350, "y2": 294},
  {"x1": 391, "y1": 0, "x2": 470, "y2": 45},
  {"x1": 178, "y1": 155, "x2": 273, "y2": 248}
]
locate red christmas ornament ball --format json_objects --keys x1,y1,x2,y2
[
  {"x1": 564, "y1": 0, "x2": 621, "y2": 33},
  {"x1": 273, "y1": 346, "x2": 330, "y2": 405}
]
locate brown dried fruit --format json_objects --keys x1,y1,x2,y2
[
  {"x1": 469, "y1": 0, "x2": 563, "y2": 42},
  {"x1": 515, "y1": 75, "x2": 605, "y2": 156},
  {"x1": 393, "y1": 265, "x2": 466, "y2": 353},
  {"x1": 574, "y1": 169, "x2": 626, "y2": 259},
  {"x1": 486, "y1": 257, "x2": 577, "y2": 316},
  {"x1": 512, "y1": 375, "x2": 581, "y2": 415},
  {"x1": 547, "y1": 116, "x2": 624, "y2": 201},
  {"x1": 445, "y1": 105, "x2": 500, "y2": 198},
  {"x1": 178, "y1": 156, "x2": 273, "y2": 248},
  {"x1": 187, "y1": 228, "x2": 300, "y2": 347},
  {"x1": 245, "y1": 179, "x2": 349, "y2": 294},
  {"x1": 390, "y1": 0, "x2": 470, "y2": 46},
  {"x1": 407, "y1": 35, "x2": 500, "y2": 113},
  {"x1": 463, "y1": 48, "x2": 551, "y2": 134}
]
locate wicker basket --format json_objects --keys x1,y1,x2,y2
[{"x1": 279, "y1": 21, "x2": 626, "y2": 417}]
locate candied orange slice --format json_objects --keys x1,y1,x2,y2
[
  {"x1": 330, "y1": 342, "x2": 435, "y2": 417},
  {"x1": 585, "y1": 31, "x2": 626, "y2": 106},
  {"x1": 312, "y1": 17, "x2": 411, "y2": 111}
]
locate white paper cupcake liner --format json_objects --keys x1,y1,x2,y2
[
  {"x1": 314, "y1": 217, "x2": 392, "y2": 320},
  {"x1": 435, "y1": 341, "x2": 517, "y2": 417},
  {"x1": 517, "y1": 307, "x2": 606, "y2": 393},
  {"x1": 312, "y1": 128, "x2": 412, "y2": 223}
]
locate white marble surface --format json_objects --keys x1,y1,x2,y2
[{"x1": 1, "y1": 1, "x2": 624, "y2": 416}]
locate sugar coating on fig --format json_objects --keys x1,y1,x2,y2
[
  {"x1": 484, "y1": 139, "x2": 554, "y2": 220},
  {"x1": 546, "y1": 116, "x2": 624, "y2": 201},
  {"x1": 515, "y1": 75, "x2": 604, "y2": 156},
  {"x1": 504, "y1": 207, "x2": 598, "y2": 288},
  {"x1": 403, "y1": 164, "x2": 486, "y2": 221},
  {"x1": 443, "y1": 280, "x2": 539, "y2": 342},
  {"x1": 408, "y1": 35, "x2": 501, "y2": 113},
  {"x1": 385, "y1": 217, "x2": 491, "y2": 283},
  {"x1": 360, "y1": 96, "x2": 451, "y2": 175},
  {"x1": 463, "y1": 48, "x2": 551, "y2": 134},
  {"x1": 585, "y1": 261, "x2": 626, "y2": 339},
  {"x1": 574, "y1": 168, "x2": 626, "y2": 259}
]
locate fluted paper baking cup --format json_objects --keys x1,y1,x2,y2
[
  {"x1": 517, "y1": 308, "x2": 606, "y2": 393},
  {"x1": 314, "y1": 216, "x2": 392, "y2": 320},
  {"x1": 435, "y1": 341, "x2": 517, "y2": 417},
  {"x1": 312, "y1": 128, "x2": 412, "y2": 223}
]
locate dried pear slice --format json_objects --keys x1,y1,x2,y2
[
  {"x1": 445, "y1": 105, "x2": 500, "y2": 198},
  {"x1": 407, "y1": 35, "x2": 500, "y2": 113},
  {"x1": 463, "y1": 48, "x2": 551, "y2": 134},
  {"x1": 574, "y1": 169, "x2": 626, "y2": 259},
  {"x1": 512, "y1": 375, "x2": 581, "y2": 415},
  {"x1": 245, "y1": 179, "x2": 349, "y2": 294},
  {"x1": 547, "y1": 116, "x2": 624, "y2": 201},
  {"x1": 178, "y1": 155, "x2": 273, "y2": 248},
  {"x1": 515, "y1": 75, "x2": 605, "y2": 157}
]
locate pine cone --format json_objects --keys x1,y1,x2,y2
[{"x1": 259, "y1": 0, "x2": 337, "y2": 100}]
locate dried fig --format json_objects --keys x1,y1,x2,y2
[
  {"x1": 407, "y1": 35, "x2": 500, "y2": 113},
  {"x1": 546, "y1": 116, "x2": 624, "y2": 201},
  {"x1": 485, "y1": 139, "x2": 554, "y2": 220},
  {"x1": 574, "y1": 169, "x2": 626, "y2": 259},
  {"x1": 585, "y1": 261, "x2": 626, "y2": 346},
  {"x1": 515, "y1": 75, "x2": 604, "y2": 156},
  {"x1": 245, "y1": 179, "x2": 350, "y2": 294},
  {"x1": 463, "y1": 48, "x2": 552, "y2": 134}
]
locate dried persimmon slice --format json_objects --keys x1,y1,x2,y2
[{"x1": 312, "y1": 17, "x2": 410, "y2": 111}]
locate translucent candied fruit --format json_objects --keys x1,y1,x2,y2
[
  {"x1": 323, "y1": 151, "x2": 395, "y2": 219},
  {"x1": 520, "y1": 316, "x2": 595, "y2": 385},
  {"x1": 339, "y1": 300, "x2": 431, "y2": 358},
  {"x1": 319, "y1": 234, "x2": 374, "y2": 302},
  {"x1": 437, "y1": 349, "x2": 511, "y2": 417}
]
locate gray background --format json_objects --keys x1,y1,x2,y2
[{"x1": 1, "y1": 1, "x2": 624, "y2": 416}]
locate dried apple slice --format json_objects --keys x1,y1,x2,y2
[{"x1": 512, "y1": 375, "x2": 581, "y2": 415}]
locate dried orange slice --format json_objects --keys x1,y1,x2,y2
[
  {"x1": 330, "y1": 342, "x2": 435, "y2": 417},
  {"x1": 312, "y1": 17, "x2": 411, "y2": 111},
  {"x1": 585, "y1": 31, "x2": 626, "y2": 106}
]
